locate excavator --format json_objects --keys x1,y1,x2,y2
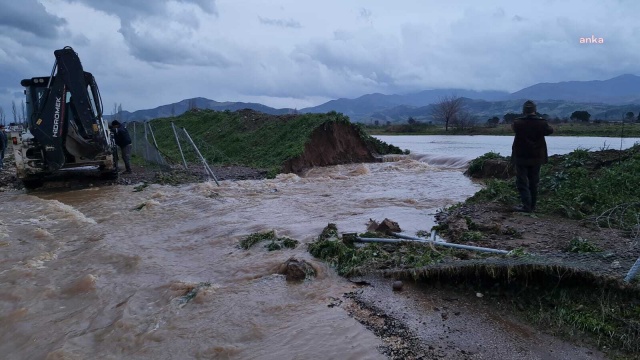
[{"x1": 10, "y1": 46, "x2": 118, "y2": 187}]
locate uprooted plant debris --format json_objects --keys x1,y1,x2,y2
[
  {"x1": 311, "y1": 219, "x2": 640, "y2": 358},
  {"x1": 239, "y1": 230, "x2": 299, "y2": 251},
  {"x1": 308, "y1": 222, "x2": 503, "y2": 277},
  {"x1": 172, "y1": 282, "x2": 212, "y2": 308}
]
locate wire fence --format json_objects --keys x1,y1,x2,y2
[{"x1": 123, "y1": 121, "x2": 223, "y2": 183}]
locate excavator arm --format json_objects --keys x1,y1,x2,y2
[{"x1": 25, "y1": 46, "x2": 110, "y2": 171}]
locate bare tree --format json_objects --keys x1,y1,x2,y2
[
  {"x1": 431, "y1": 95, "x2": 465, "y2": 131},
  {"x1": 451, "y1": 111, "x2": 476, "y2": 131},
  {"x1": 11, "y1": 100, "x2": 18, "y2": 123},
  {"x1": 0, "y1": 106, "x2": 5, "y2": 125},
  {"x1": 21, "y1": 100, "x2": 26, "y2": 125}
]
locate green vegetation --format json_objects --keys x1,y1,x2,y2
[
  {"x1": 466, "y1": 151, "x2": 505, "y2": 174},
  {"x1": 144, "y1": 110, "x2": 403, "y2": 177},
  {"x1": 516, "y1": 285, "x2": 640, "y2": 355},
  {"x1": 308, "y1": 224, "x2": 448, "y2": 276},
  {"x1": 176, "y1": 282, "x2": 211, "y2": 306},
  {"x1": 460, "y1": 231, "x2": 484, "y2": 242},
  {"x1": 132, "y1": 183, "x2": 149, "y2": 192},
  {"x1": 239, "y1": 230, "x2": 299, "y2": 251},
  {"x1": 566, "y1": 237, "x2": 602, "y2": 253},
  {"x1": 364, "y1": 122, "x2": 640, "y2": 137},
  {"x1": 467, "y1": 144, "x2": 640, "y2": 233}
]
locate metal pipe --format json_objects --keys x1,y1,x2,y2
[
  {"x1": 624, "y1": 257, "x2": 640, "y2": 283},
  {"x1": 357, "y1": 237, "x2": 429, "y2": 244},
  {"x1": 182, "y1": 128, "x2": 220, "y2": 186},
  {"x1": 386, "y1": 232, "x2": 509, "y2": 254},
  {"x1": 171, "y1": 122, "x2": 188, "y2": 170}
]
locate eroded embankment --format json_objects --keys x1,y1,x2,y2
[
  {"x1": 147, "y1": 109, "x2": 405, "y2": 177},
  {"x1": 307, "y1": 209, "x2": 639, "y2": 357}
]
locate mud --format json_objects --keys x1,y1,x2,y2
[
  {"x1": 282, "y1": 121, "x2": 378, "y2": 174},
  {"x1": 343, "y1": 277, "x2": 607, "y2": 360}
]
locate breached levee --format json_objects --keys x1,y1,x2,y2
[{"x1": 146, "y1": 109, "x2": 406, "y2": 177}]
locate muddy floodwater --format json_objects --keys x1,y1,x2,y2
[
  {"x1": 0, "y1": 156, "x2": 481, "y2": 359},
  {"x1": 1, "y1": 135, "x2": 638, "y2": 359}
]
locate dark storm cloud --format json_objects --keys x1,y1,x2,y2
[
  {"x1": 63, "y1": 0, "x2": 220, "y2": 66},
  {"x1": 119, "y1": 23, "x2": 232, "y2": 67},
  {"x1": 65, "y1": 0, "x2": 217, "y2": 20},
  {"x1": 0, "y1": 0, "x2": 66, "y2": 38},
  {"x1": 258, "y1": 16, "x2": 302, "y2": 29}
]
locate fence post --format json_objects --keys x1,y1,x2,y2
[
  {"x1": 143, "y1": 122, "x2": 149, "y2": 161},
  {"x1": 182, "y1": 128, "x2": 219, "y2": 186},
  {"x1": 172, "y1": 122, "x2": 188, "y2": 170},
  {"x1": 624, "y1": 257, "x2": 640, "y2": 283},
  {"x1": 147, "y1": 121, "x2": 162, "y2": 164},
  {"x1": 133, "y1": 122, "x2": 137, "y2": 153}
]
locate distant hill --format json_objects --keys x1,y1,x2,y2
[
  {"x1": 300, "y1": 89, "x2": 510, "y2": 121},
  {"x1": 510, "y1": 74, "x2": 640, "y2": 104},
  {"x1": 113, "y1": 74, "x2": 640, "y2": 123},
  {"x1": 367, "y1": 98, "x2": 640, "y2": 124},
  {"x1": 108, "y1": 97, "x2": 294, "y2": 122}
]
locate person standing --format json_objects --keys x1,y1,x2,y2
[
  {"x1": 511, "y1": 100, "x2": 554, "y2": 212},
  {"x1": 0, "y1": 124, "x2": 7, "y2": 170},
  {"x1": 111, "y1": 120, "x2": 132, "y2": 174}
]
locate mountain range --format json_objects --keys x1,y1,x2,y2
[{"x1": 112, "y1": 74, "x2": 640, "y2": 123}]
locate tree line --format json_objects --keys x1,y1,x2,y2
[
  {"x1": 0, "y1": 100, "x2": 28, "y2": 127},
  {"x1": 367, "y1": 96, "x2": 640, "y2": 130}
]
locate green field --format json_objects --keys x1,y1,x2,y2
[
  {"x1": 365, "y1": 122, "x2": 640, "y2": 137},
  {"x1": 139, "y1": 110, "x2": 403, "y2": 177}
]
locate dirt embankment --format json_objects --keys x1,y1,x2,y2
[{"x1": 283, "y1": 122, "x2": 377, "y2": 174}]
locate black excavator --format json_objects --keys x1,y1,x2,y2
[{"x1": 10, "y1": 46, "x2": 118, "y2": 187}]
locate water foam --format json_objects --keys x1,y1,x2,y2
[
  {"x1": 47, "y1": 200, "x2": 97, "y2": 224},
  {"x1": 413, "y1": 153, "x2": 471, "y2": 169}
]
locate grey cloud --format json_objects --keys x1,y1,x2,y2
[
  {"x1": 0, "y1": 0, "x2": 66, "y2": 38},
  {"x1": 258, "y1": 17, "x2": 302, "y2": 29},
  {"x1": 119, "y1": 24, "x2": 231, "y2": 67},
  {"x1": 65, "y1": 0, "x2": 217, "y2": 21},
  {"x1": 63, "y1": 0, "x2": 220, "y2": 66},
  {"x1": 359, "y1": 8, "x2": 372, "y2": 21}
]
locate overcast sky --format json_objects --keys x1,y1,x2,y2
[{"x1": 1, "y1": 0, "x2": 638, "y2": 117}]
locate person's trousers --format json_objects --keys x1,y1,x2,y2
[
  {"x1": 515, "y1": 164, "x2": 541, "y2": 211},
  {"x1": 120, "y1": 144, "x2": 132, "y2": 172},
  {"x1": 0, "y1": 148, "x2": 5, "y2": 169}
]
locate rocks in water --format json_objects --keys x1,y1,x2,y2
[
  {"x1": 278, "y1": 258, "x2": 316, "y2": 281},
  {"x1": 392, "y1": 280, "x2": 404, "y2": 292},
  {"x1": 367, "y1": 218, "x2": 402, "y2": 234}
]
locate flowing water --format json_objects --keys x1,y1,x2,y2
[{"x1": 1, "y1": 135, "x2": 638, "y2": 359}]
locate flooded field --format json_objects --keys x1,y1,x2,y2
[
  {"x1": 0, "y1": 158, "x2": 481, "y2": 359},
  {"x1": 4, "y1": 134, "x2": 638, "y2": 359}
]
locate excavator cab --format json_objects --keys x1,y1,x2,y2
[{"x1": 14, "y1": 47, "x2": 117, "y2": 184}]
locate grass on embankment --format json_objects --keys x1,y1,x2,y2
[
  {"x1": 144, "y1": 110, "x2": 403, "y2": 177},
  {"x1": 459, "y1": 145, "x2": 640, "y2": 357},
  {"x1": 467, "y1": 144, "x2": 640, "y2": 232},
  {"x1": 365, "y1": 122, "x2": 640, "y2": 137}
]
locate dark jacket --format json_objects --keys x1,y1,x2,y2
[
  {"x1": 112, "y1": 127, "x2": 132, "y2": 147},
  {"x1": 0, "y1": 130, "x2": 7, "y2": 150},
  {"x1": 511, "y1": 115, "x2": 554, "y2": 166}
]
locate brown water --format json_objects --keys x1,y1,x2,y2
[{"x1": 0, "y1": 158, "x2": 481, "y2": 359}]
